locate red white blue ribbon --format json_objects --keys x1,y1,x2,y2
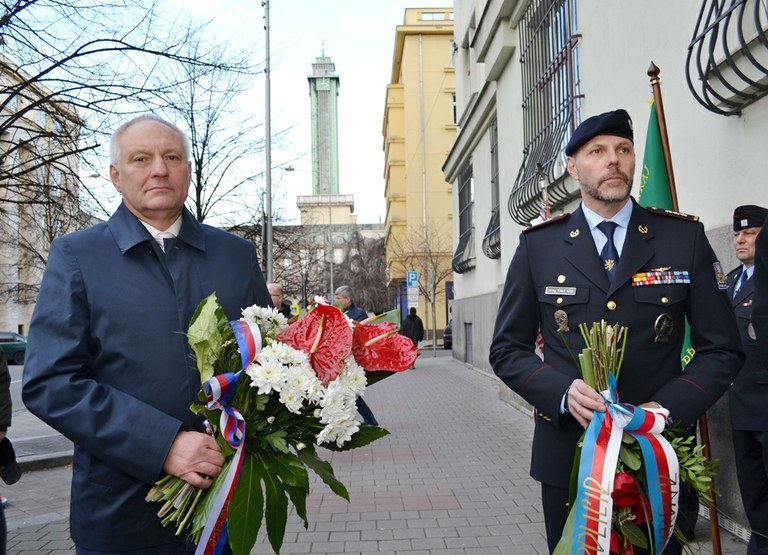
[
  {"x1": 195, "y1": 320, "x2": 262, "y2": 555},
  {"x1": 571, "y1": 373, "x2": 679, "y2": 555}
]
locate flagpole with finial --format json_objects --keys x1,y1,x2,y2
[{"x1": 648, "y1": 61, "x2": 722, "y2": 555}]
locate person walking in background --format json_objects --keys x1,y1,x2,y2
[
  {"x1": 22, "y1": 114, "x2": 271, "y2": 554},
  {"x1": 0, "y1": 350, "x2": 12, "y2": 553},
  {"x1": 268, "y1": 282, "x2": 293, "y2": 319},
  {"x1": 726, "y1": 204, "x2": 768, "y2": 555},
  {"x1": 334, "y1": 285, "x2": 378, "y2": 425},
  {"x1": 400, "y1": 307, "x2": 424, "y2": 368},
  {"x1": 489, "y1": 109, "x2": 743, "y2": 554}
]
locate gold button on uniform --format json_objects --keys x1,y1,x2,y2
[
  {"x1": 661, "y1": 297, "x2": 669, "y2": 304},
  {"x1": 557, "y1": 275, "x2": 566, "y2": 284},
  {"x1": 556, "y1": 297, "x2": 563, "y2": 305},
  {"x1": 607, "y1": 301, "x2": 617, "y2": 310}
]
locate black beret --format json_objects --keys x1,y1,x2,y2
[
  {"x1": 565, "y1": 109, "x2": 634, "y2": 156},
  {"x1": 733, "y1": 204, "x2": 768, "y2": 231}
]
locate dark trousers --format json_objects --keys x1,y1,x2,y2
[
  {"x1": 356, "y1": 397, "x2": 378, "y2": 426},
  {"x1": 541, "y1": 482, "x2": 697, "y2": 555},
  {"x1": 77, "y1": 542, "x2": 232, "y2": 555},
  {"x1": 733, "y1": 429, "x2": 768, "y2": 554}
]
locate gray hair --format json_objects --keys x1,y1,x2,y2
[
  {"x1": 334, "y1": 285, "x2": 354, "y2": 299},
  {"x1": 109, "y1": 114, "x2": 191, "y2": 164}
]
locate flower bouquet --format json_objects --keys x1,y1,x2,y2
[
  {"x1": 146, "y1": 293, "x2": 417, "y2": 554},
  {"x1": 555, "y1": 321, "x2": 716, "y2": 555}
]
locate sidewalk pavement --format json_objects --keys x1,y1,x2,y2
[{"x1": 3, "y1": 350, "x2": 747, "y2": 554}]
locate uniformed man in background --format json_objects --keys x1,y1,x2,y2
[
  {"x1": 727, "y1": 204, "x2": 768, "y2": 555},
  {"x1": 489, "y1": 109, "x2": 744, "y2": 554}
]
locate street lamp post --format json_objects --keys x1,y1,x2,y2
[{"x1": 263, "y1": 0, "x2": 273, "y2": 282}]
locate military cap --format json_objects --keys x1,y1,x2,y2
[
  {"x1": 565, "y1": 109, "x2": 634, "y2": 156},
  {"x1": 733, "y1": 204, "x2": 768, "y2": 231}
]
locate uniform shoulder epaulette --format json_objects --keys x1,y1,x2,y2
[
  {"x1": 645, "y1": 207, "x2": 700, "y2": 222},
  {"x1": 522, "y1": 212, "x2": 571, "y2": 233}
]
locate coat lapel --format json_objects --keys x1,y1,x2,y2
[
  {"x1": 610, "y1": 201, "x2": 655, "y2": 296},
  {"x1": 564, "y1": 208, "x2": 610, "y2": 292},
  {"x1": 733, "y1": 272, "x2": 753, "y2": 305}
]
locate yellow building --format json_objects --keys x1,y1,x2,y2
[{"x1": 383, "y1": 7, "x2": 456, "y2": 342}]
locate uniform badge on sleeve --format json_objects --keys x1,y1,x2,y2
[{"x1": 713, "y1": 261, "x2": 728, "y2": 290}]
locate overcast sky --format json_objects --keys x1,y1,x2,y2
[{"x1": 171, "y1": 0, "x2": 454, "y2": 224}]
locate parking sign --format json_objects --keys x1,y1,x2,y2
[{"x1": 406, "y1": 271, "x2": 418, "y2": 287}]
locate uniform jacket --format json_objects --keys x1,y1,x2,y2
[
  {"x1": 489, "y1": 199, "x2": 743, "y2": 488},
  {"x1": 754, "y1": 224, "x2": 768, "y2": 366},
  {"x1": 727, "y1": 267, "x2": 768, "y2": 430},
  {"x1": 22, "y1": 203, "x2": 271, "y2": 551}
]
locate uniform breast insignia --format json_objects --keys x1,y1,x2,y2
[
  {"x1": 646, "y1": 207, "x2": 700, "y2": 222},
  {"x1": 654, "y1": 314, "x2": 673, "y2": 342},
  {"x1": 554, "y1": 309, "x2": 569, "y2": 332},
  {"x1": 638, "y1": 224, "x2": 648, "y2": 234},
  {"x1": 632, "y1": 270, "x2": 690, "y2": 286},
  {"x1": 743, "y1": 299, "x2": 753, "y2": 307},
  {"x1": 569, "y1": 229, "x2": 580, "y2": 238},
  {"x1": 713, "y1": 261, "x2": 728, "y2": 290}
]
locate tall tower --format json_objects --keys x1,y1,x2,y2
[{"x1": 308, "y1": 54, "x2": 340, "y2": 195}]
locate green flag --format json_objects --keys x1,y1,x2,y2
[
  {"x1": 640, "y1": 99, "x2": 694, "y2": 368},
  {"x1": 639, "y1": 100, "x2": 673, "y2": 209}
]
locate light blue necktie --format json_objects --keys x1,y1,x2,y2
[{"x1": 734, "y1": 270, "x2": 748, "y2": 298}]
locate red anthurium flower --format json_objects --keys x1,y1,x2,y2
[
  {"x1": 276, "y1": 303, "x2": 352, "y2": 385},
  {"x1": 352, "y1": 322, "x2": 417, "y2": 371}
]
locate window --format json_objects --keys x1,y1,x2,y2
[
  {"x1": 421, "y1": 12, "x2": 446, "y2": 21},
  {"x1": 452, "y1": 94, "x2": 458, "y2": 124},
  {"x1": 482, "y1": 119, "x2": 501, "y2": 258},
  {"x1": 452, "y1": 162, "x2": 475, "y2": 273},
  {"x1": 508, "y1": 0, "x2": 581, "y2": 225}
]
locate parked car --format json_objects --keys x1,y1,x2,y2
[
  {"x1": 0, "y1": 332, "x2": 26, "y2": 365},
  {"x1": 443, "y1": 320, "x2": 452, "y2": 349}
]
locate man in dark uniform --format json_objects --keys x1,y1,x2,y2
[
  {"x1": 753, "y1": 216, "x2": 768, "y2": 367},
  {"x1": 489, "y1": 109, "x2": 743, "y2": 554},
  {"x1": 727, "y1": 204, "x2": 768, "y2": 555}
]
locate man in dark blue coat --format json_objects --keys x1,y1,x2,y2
[
  {"x1": 490, "y1": 109, "x2": 743, "y2": 554},
  {"x1": 727, "y1": 204, "x2": 768, "y2": 555},
  {"x1": 22, "y1": 115, "x2": 271, "y2": 553}
]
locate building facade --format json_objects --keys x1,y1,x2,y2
[
  {"x1": 445, "y1": 0, "x2": 768, "y2": 540},
  {"x1": 383, "y1": 7, "x2": 456, "y2": 340},
  {"x1": 0, "y1": 55, "x2": 82, "y2": 335}
]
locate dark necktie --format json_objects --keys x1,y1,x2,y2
[
  {"x1": 597, "y1": 221, "x2": 619, "y2": 282},
  {"x1": 734, "y1": 269, "x2": 748, "y2": 298}
]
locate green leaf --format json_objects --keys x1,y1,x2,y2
[
  {"x1": 297, "y1": 446, "x2": 350, "y2": 501},
  {"x1": 553, "y1": 502, "x2": 577, "y2": 555},
  {"x1": 323, "y1": 424, "x2": 390, "y2": 452},
  {"x1": 262, "y1": 461, "x2": 289, "y2": 554},
  {"x1": 191, "y1": 458, "x2": 231, "y2": 532},
  {"x1": 228, "y1": 455, "x2": 265, "y2": 555},
  {"x1": 285, "y1": 483, "x2": 309, "y2": 529},
  {"x1": 187, "y1": 293, "x2": 226, "y2": 383},
  {"x1": 262, "y1": 430, "x2": 290, "y2": 454},
  {"x1": 623, "y1": 521, "x2": 649, "y2": 548},
  {"x1": 365, "y1": 370, "x2": 396, "y2": 386},
  {"x1": 619, "y1": 445, "x2": 642, "y2": 471},
  {"x1": 267, "y1": 452, "x2": 310, "y2": 490}
]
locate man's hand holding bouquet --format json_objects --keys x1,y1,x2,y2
[
  {"x1": 554, "y1": 321, "x2": 716, "y2": 555},
  {"x1": 146, "y1": 293, "x2": 417, "y2": 554}
]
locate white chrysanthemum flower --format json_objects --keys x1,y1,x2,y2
[
  {"x1": 335, "y1": 358, "x2": 367, "y2": 397},
  {"x1": 312, "y1": 295, "x2": 329, "y2": 306},
  {"x1": 279, "y1": 386, "x2": 305, "y2": 414},
  {"x1": 246, "y1": 357, "x2": 285, "y2": 395},
  {"x1": 240, "y1": 305, "x2": 288, "y2": 337},
  {"x1": 317, "y1": 419, "x2": 360, "y2": 447}
]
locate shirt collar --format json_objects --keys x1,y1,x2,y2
[
  {"x1": 140, "y1": 215, "x2": 183, "y2": 240},
  {"x1": 581, "y1": 198, "x2": 633, "y2": 230}
]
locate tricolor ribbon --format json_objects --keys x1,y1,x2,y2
[
  {"x1": 195, "y1": 320, "x2": 262, "y2": 555},
  {"x1": 571, "y1": 373, "x2": 679, "y2": 555}
]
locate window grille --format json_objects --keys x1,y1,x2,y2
[
  {"x1": 482, "y1": 119, "x2": 501, "y2": 258},
  {"x1": 452, "y1": 162, "x2": 475, "y2": 273},
  {"x1": 508, "y1": 0, "x2": 581, "y2": 226},
  {"x1": 685, "y1": 0, "x2": 768, "y2": 116}
]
